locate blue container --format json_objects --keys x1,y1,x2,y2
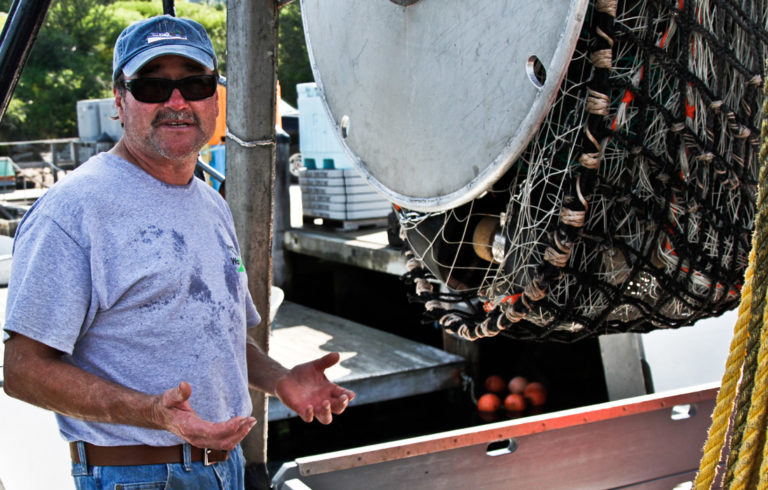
[{"x1": 208, "y1": 145, "x2": 226, "y2": 191}]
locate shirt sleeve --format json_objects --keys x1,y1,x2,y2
[
  {"x1": 3, "y1": 213, "x2": 93, "y2": 354},
  {"x1": 245, "y1": 289, "x2": 261, "y2": 328}
]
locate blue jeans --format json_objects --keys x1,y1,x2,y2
[{"x1": 71, "y1": 443, "x2": 245, "y2": 489}]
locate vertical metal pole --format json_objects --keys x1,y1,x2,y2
[
  {"x1": 162, "y1": 0, "x2": 176, "y2": 17},
  {"x1": 51, "y1": 142, "x2": 58, "y2": 183},
  {"x1": 226, "y1": 0, "x2": 278, "y2": 486},
  {"x1": 0, "y1": 0, "x2": 53, "y2": 123}
]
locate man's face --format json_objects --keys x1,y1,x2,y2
[{"x1": 115, "y1": 55, "x2": 218, "y2": 163}]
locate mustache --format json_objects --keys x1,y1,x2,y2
[{"x1": 152, "y1": 110, "x2": 199, "y2": 126}]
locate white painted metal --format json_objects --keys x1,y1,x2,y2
[
  {"x1": 272, "y1": 384, "x2": 718, "y2": 489},
  {"x1": 599, "y1": 333, "x2": 650, "y2": 401},
  {"x1": 300, "y1": 0, "x2": 589, "y2": 211}
]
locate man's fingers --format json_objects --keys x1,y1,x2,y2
[
  {"x1": 222, "y1": 417, "x2": 257, "y2": 449},
  {"x1": 330, "y1": 393, "x2": 350, "y2": 415},
  {"x1": 183, "y1": 416, "x2": 257, "y2": 451},
  {"x1": 160, "y1": 381, "x2": 192, "y2": 409},
  {"x1": 333, "y1": 387, "x2": 355, "y2": 402},
  {"x1": 301, "y1": 406, "x2": 314, "y2": 424},
  {"x1": 176, "y1": 381, "x2": 192, "y2": 401},
  {"x1": 317, "y1": 400, "x2": 332, "y2": 425},
  {"x1": 312, "y1": 352, "x2": 341, "y2": 371}
]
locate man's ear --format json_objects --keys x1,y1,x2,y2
[
  {"x1": 113, "y1": 87, "x2": 125, "y2": 123},
  {"x1": 213, "y1": 86, "x2": 219, "y2": 119}
]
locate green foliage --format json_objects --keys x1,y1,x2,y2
[
  {"x1": 278, "y1": 2, "x2": 313, "y2": 107},
  {"x1": 1, "y1": 0, "x2": 308, "y2": 140},
  {"x1": 106, "y1": 1, "x2": 226, "y2": 73},
  {"x1": 1, "y1": 0, "x2": 112, "y2": 140},
  {"x1": 0, "y1": 0, "x2": 226, "y2": 141}
]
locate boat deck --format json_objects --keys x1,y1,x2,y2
[{"x1": 268, "y1": 301, "x2": 464, "y2": 420}]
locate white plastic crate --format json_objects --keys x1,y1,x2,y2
[
  {"x1": 76, "y1": 97, "x2": 124, "y2": 143},
  {"x1": 298, "y1": 174, "x2": 368, "y2": 187},
  {"x1": 299, "y1": 168, "x2": 391, "y2": 222},
  {"x1": 76, "y1": 99, "x2": 101, "y2": 141},
  {"x1": 297, "y1": 82, "x2": 353, "y2": 170},
  {"x1": 301, "y1": 191, "x2": 387, "y2": 204},
  {"x1": 302, "y1": 183, "x2": 383, "y2": 196},
  {"x1": 98, "y1": 98, "x2": 124, "y2": 142},
  {"x1": 303, "y1": 200, "x2": 391, "y2": 213},
  {"x1": 302, "y1": 207, "x2": 391, "y2": 221}
]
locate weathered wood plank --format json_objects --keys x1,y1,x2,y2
[
  {"x1": 282, "y1": 228, "x2": 407, "y2": 276},
  {"x1": 268, "y1": 301, "x2": 465, "y2": 420}
]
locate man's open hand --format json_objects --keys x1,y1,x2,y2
[
  {"x1": 274, "y1": 352, "x2": 355, "y2": 424},
  {"x1": 153, "y1": 381, "x2": 256, "y2": 450}
]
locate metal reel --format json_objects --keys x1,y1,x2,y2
[{"x1": 300, "y1": 0, "x2": 589, "y2": 212}]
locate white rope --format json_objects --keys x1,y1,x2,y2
[{"x1": 225, "y1": 127, "x2": 275, "y2": 148}]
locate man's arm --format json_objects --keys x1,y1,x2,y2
[
  {"x1": 3, "y1": 333, "x2": 256, "y2": 450},
  {"x1": 246, "y1": 338, "x2": 355, "y2": 424}
]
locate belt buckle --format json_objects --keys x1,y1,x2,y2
[
  {"x1": 203, "y1": 448, "x2": 227, "y2": 466},
  {"x1": 203, "y1": 448, "x2": 214, "y2": 466}
]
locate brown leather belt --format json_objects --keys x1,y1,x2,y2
[{"x1": 69, "y1": 442, "x2": 229, "y2": 466}]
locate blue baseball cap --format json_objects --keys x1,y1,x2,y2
[{"x1": 113, "y1": 15, "x2": 217, "y2": 81}]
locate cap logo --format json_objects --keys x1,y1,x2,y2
[{"x1": 146, "y1": 30, "x2": 188, "y2": 44}]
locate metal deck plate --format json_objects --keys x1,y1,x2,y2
[{"x1": 301, "y1": 0, "x2": 589, "y2": 211}]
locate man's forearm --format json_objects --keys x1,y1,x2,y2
[
  {"x1": 3, "y1": 333, "x2": 161, "y2": 429},
  {"x1": 246, "y1": 338, "x2": 289, "y2": 395}
]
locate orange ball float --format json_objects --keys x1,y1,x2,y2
[
  {"x1": 484, "y1": 375, "x2": 506, "y2": 393},
  {"x1": 507, "y1": 376, "x2": 528, "y2": 394},
  {"x1": 524, "y1": 382, "x2": 547, "y2": 406},
  {"x1": 477, "y1": 393, "x2": 502, "y2": 412},
  {"x1": 504, "y1": 393, "x2": 526, "y2": 412}
]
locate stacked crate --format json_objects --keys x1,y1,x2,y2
[
  {"x1": 300, "y1": 168, "x2": 392, "y2": 224},
  {"x1": 298, "y1": 83, "x2": 391, "y2": 228}
]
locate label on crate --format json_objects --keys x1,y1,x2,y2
[
  {"x1": 299, "y1": 183, "x2": 380, "y2": 196},
  {"x1": 301, "y1": 185, "x2": 347, "y2": 195},
  {"x1": 303, "y1": 200, "x2": 391, "y2": 213},
  {"x1": 299, "y1": 175, "x2": 368, "y2": 187},
  {"x1": 299, "y1": 168, "x2": 359, "y2": 178},
  {"x1": 301, "y1": 192, "x2": 388, "y2": 204},
  {"x1": 303, "y1": 207, "x2": 391, "y2": 221}
]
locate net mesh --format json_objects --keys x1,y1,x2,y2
[{"x1": 400, "y1": 0, "x2": 767, "y2": 342}]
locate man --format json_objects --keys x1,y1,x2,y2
[{"x1": 2, "y1": 15, "x2": 354, "y2": 489}]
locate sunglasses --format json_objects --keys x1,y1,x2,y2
[{"x1": 121, "y1": 74, "x2": 218, "y2": 103}]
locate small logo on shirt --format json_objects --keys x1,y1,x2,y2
[
  {"x1": 147, "y1": 30, "x2": 188, "y2": 44},
  {"x1": 225, "y1": 244, "x2": 245, "y2": 273},
  {"x1": 231, "y1": 256, "x2": 245, "y2": 273}
]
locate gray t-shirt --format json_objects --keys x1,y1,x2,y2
[{"x1": 3, "y1": 152, "x2": 260, "y2": 446}]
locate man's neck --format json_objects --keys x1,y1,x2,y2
[{"x1": 110, "y1": 140, "x2": 196, "y2": 186}]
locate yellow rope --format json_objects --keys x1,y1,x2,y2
[
  {"x1": 730, "y1": 279, "x2": 768, "y2": 488},
  {"x1": 695, "y1": 59, "x2": 768, "y2": 489},
  {"x1": 694, "y1": 249, "x2": 753, "y2": 488}
]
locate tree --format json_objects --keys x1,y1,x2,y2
[
  {"x1": 0, "y1": 0, "x2": 115, "y2": 140},
  {"x1": 277, "y1": 2, "x2": 313, "y2": 108},
  {"x1": 0, "y1": 0, "x2": 310, "y2": 141},
  {"x1": 0, "y1": 0, "x2": 226, "y2": 141}
]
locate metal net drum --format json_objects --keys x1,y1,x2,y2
[{"x1": 398, "y1": 0, "x2": 767, "y2": 341}]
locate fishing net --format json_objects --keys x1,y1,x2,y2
[{"x1": 400, "y1": 0, "x2": 767, "y2": 342}]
